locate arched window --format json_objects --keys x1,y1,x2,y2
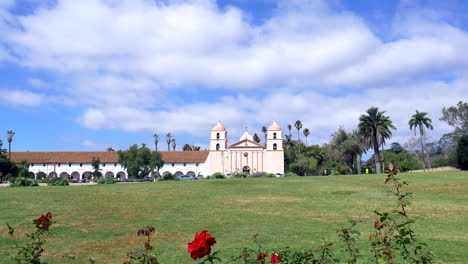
[
  {"x1": 216, "y1": 143, "x2": 220, "y2": 150},
  {"x1": 273, "y1": 143, "x2": 277, "y2": 150},
  {"x1": 273, "y1": 132, "x2": 277, "y2": 139},
  {"x1": 216, "y1": 133, "x2": 220, "y2": 139}
]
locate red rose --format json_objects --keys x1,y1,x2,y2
[
  {"x1": 270, "y1": 252, "x2": 281, "y2": 263},
  {"x1": 256, "y1": 252, "x2": 268, "y2": 262},
  {"x1": 35, "y1": 216, "x2": 51, "y2": 230},
  {"x1": 187, "y1": 230, "x2": 216, "y2": 259}
]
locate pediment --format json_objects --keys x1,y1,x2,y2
[{"x1": 229, "y1": 139, "x2": 264, "y2": 149}]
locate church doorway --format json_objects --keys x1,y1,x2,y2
[{"x1": 242, "y1": 166, "x2": 250, "y2": 174}]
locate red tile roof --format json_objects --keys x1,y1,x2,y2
[{"x1": 10, "y1": 151, "x2": 209, "y2": 164}]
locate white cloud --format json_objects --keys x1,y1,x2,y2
[{"x1": 0, "y1": 89, "x2": 45, "y2": 106}]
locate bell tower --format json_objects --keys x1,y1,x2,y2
[
  {"x1": 264, "y1": 120, "x2": 284, "y2": 174},
  {"x1": 210, "y1": 121, "x2": 227, "y2": 151}
]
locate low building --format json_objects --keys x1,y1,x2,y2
[{"x1": 10, "y1": 121, "x2": 284, "y2": 180}]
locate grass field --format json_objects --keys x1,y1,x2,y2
[{"x1": 0, "y1": 172, "x2": 467, "y2": 264}]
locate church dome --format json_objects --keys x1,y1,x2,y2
[
  {"x1": 212, "y1": 121, "x2": 225, "y2": 131},
  {"x1": 267, "y1": 120, "x2": 282, "y2": 131}
]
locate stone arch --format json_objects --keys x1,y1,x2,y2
[
  {"x1": 273, "y1": 132, "x2": 277, "y2": 139},
  {"x1": 216, "y1": 132, "x2": 220, "y2": 139},
  {"x1": 36, "y1": 171, "x2": 46, "y2": 180},
  {"x1": 174, "y1": 171, "x2": 184, "y2": 177},
  {"x1": 273, "y1": 143, "x2": 277, "y2": 150},
  {"x1": 28, "y1": 172, "x2": 36, "y2": 179},
  {"x1": 105, "y1": 171, "x2": 115, "y2": 178},
  {"x1": 242, "y1": 166, "x2": 250, "y2": 174},
  {"x1": 116, "y1": 171, "x2": 126, "y2": 181},
  {"x1": 216, "y1": 143, "x2": 220, "y2": 150},
  {"x1": 186, "y1": 171, "x2": 196, "y2": 177},
  {"x1": 48, "y1": 172, "x2": 57, "y2": 179},
  {"x1": 71, "y1": 172, "x2": 80, "y2": 181},
  {"x1": 82, "y1": 171, "x2": 92, "y2": 181},
  {"x1": 59, "y1": 172, "x2": 70, "y2": 179}
]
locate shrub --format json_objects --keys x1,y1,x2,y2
[
  {"x1": 161, "y1": 171, "x2": 175, "y2": 181},
  {"x1": 210, "y1": 172, "x2": 226, "y2": 179},
  {"x1": 48, "y1": 177, "x2": 69, "y2": 186},
  {"x1": 10, "y1": 177, "x2": 39, "y2": 187},
  {"x1": 98, "y1": 176, "x2": 117, "y2": 184},
  {"x1": 284, "y1": 172, "x2": 298, "y2": 177},
  {"x1": 233, "y1": 172, "x2": 249, "y2": 178},
  {"x1": 261, "y1": 172, "x2": 276, "y2": 178}
]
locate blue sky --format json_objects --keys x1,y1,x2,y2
[{"x1": 1, "y1": 0, "x2": 468, "y2": 152}]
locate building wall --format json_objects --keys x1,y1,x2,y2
[
  {"x1": 28, "y1": 161, "x2": 209, "y2": 180},
  {"x1": 263, "y1": 151, "x2": 285, "y2": 174}
]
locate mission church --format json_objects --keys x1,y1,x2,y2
[{"x1": 11, "y1": 121, "x2": 284, "y2": 180}]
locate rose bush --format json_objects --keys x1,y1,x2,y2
[{"x1": 187, "y1": 230, "x2": 217, "y2": 260}]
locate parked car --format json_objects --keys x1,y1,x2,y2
[
  {"x1": 275, "y1": 173, "x2": 285, "y2": 177},
  {"x1": 177, "y1": 175, "x2": 196, "y2": 181}
]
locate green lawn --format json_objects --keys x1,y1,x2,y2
[{"x1": 0, "y1": 172, "x2": 467, "y2": 264}]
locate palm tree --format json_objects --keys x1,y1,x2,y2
[
  {"x1": 284, "y1": 134, "x2": 292, "y2": 152},
  {"x1": 171, "y1": 138, "x2": 176, "y2": 151},
  {"x1": 165, "y1": 133, "x2": 172, "y2": 151},
  {"x1": 294, "y1": 120, "x2": 302, "y2": 142},
  {"x1": 261, "y1": 126, "x2": 267, "y2": 142},
  {"x1": 7, "y1": 130, "x2": 14, "y2": 160},
  {"x1": 303, "y1": 128, "x2": 310, "y2": 145},
  {"x1": 287, "y1": 124, "x2": 292, "y2": 136},
  {"x1": 358, "y1": 107, "x2": 396, "y2": 174},
  {"x1": 153, "y1": 133, "x2": 159, "y2": 151},
  {"x1": 106, "y1": 147, "x2": 115, "y2": 151},
  {"x1": 409, "y1": 110, "x2": 434, "y2": 171}
]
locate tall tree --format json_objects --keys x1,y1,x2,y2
[
  {"x1": 7, "y1": 130, "x2": 14, "y2": 160},
  {"x1": 440, "y1": 101, "x2": 468, "y2": 137},
  {"x1": 91, "y1": 157, "x2": 102, "y2": 180},
  {"x1": 153, "y1": 133, "x2": 159, "y2": 151},
  {"x1": 389, "y1": 142, "x2": 404, "y2": 154},
  {"x1": 294, "y1": 120, "x2": 303, "y2": 142},
  {"x1": 261, "y1": 126, "x2": 267, "y2": 142},
  {"x1": 457, "y1": 135, "x2": 468, "y2": 170},
  {"x1": 253, "y1": 133, "x2": 261, "y2": 143},
  {"x1": 0, "y1": 138, "x2": 5, "y2": 158},
  {"x1": 118, "y1": 144, "x2": 164, "y2": 179},
  {"x1": 287, "y1": 124, "x2": 292, "y2": 136},
  {"x1": 171, "y1": 138, "x2": 176, "y2": 151},
  {"x1": 165, "y1": 133, "x2": 172, "y2": 151},
  {"x1": 409, "y1": 110, "x2": 434, "y2": 171},
  {"x1": 303, "y1": 128, "x2": 310, "y2": 145},
  {"x1": 358, "y1": 106, "x2": 396, "y2": 174}
]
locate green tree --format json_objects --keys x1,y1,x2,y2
[
  {"x1": 182, "y1": 144, "x2": 191, "y2": 151},
  {"x1": 384, "y1": 150, "x2": 423, "y2": 172},
  {"x1": 440, "y1": 101, "x2": 468, "y2": 137},
  {"x1": 294, "y1": 120, "x2": 303, "y2": 142},
  {"x1": 326, "y1": 128, "x2": 364, "y2": 174},
  {"x1": 106, "y1": 147, "x2": 115, "y2": 151},
  {"x1": 171, "y1": 138, "x2": 176, "y2": 151},
  {"x1": 153, "y1": 133, "x2": 159, "y2": 151},
  {"x1": 358, "y1": 106, "x2": 396, "y2": 174},
  {"x1": 0, "y1": 159, "x2": 19, "y2": 182},
  {"x1": 91, "y1": 157, "x2": 102, "y2": 181},
  {"x1": 0, "y1": 138, "x2": 6, "y2": 158},
  {"x1": 303, "y1": 128, "x2": 310, "y2": 145},
  {"x1": 118, "y1": 144, "x2": 164, "y2": 179},
  {"x1": 457, "y1": 135, "x2": 468, "y2": 170},
  {"x1": 409, "y1": 110, "x2": 434, "y2": 171},
  {"x1": 287, "y1": 124, "x2": 292, "y2": 136},
  {"x1": 261, "y1": 126, "x2": 267, "y2": 142},
  {"x1": 389, "y1": 142, "x2": 404, "y2": 154},
  {"x1": 165, "y1": 133, "x2": 172, "y2": 151},
  {"x1": 289, "y1": 156, "x2": 318, "y2": 176},
  {"x1": 7, "y1": 130, "x2": 15, "y2": 160},
  {"x1": 253, "y1": 133, "x2": 261, "y2": 143}
]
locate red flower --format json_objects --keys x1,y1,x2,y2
[
  {"x1": 270, "y1": 251, "x2": 281, "y2": 263},
  {"x1": 34, "y1": 213, "x2": 52, "y2": 230},
  {"x1": 187, "y1": 230, "x2": 216, "y2": 259},
  {"x1": 256, "y1": 253, "x2": 268, "y2": 262}
]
